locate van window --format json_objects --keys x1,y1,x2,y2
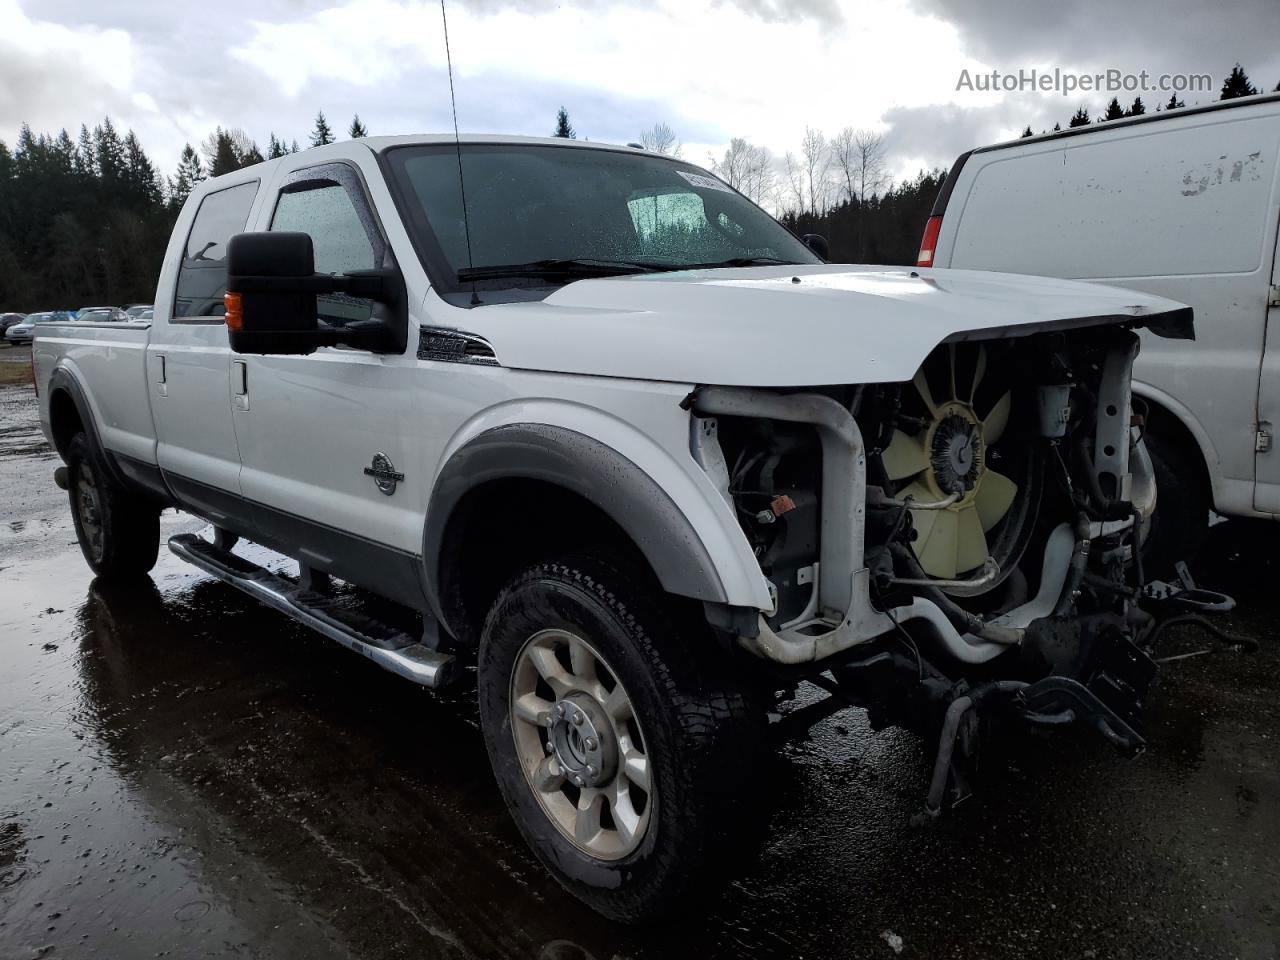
[
  {"x1": 951, "y1": 115, "x2": 1278, "y2": 279},
  {"x1": 270, "y1": 176, "x2": 378, "y2": 325},
  {"x1": 172, "y1": 181, "x2": 259, "y2": 320}
]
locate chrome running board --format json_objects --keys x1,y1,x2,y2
[{"x1": 168, "y1": 533, "x2": 455, "y2": 688}]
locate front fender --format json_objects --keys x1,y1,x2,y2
[{"x1": 422, "y1": 404, "x2": 772, "y2": 629}]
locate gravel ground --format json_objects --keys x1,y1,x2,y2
[{"x1": 0, "y1": 375, "x2": 1276, "y2": 960}]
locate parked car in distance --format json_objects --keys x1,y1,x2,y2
[
  {"x1": 919, "y1": 91, "x2": 1280, "y2": 569},
  {"x1": 124, "y1": 304, "x2": 154, "y2": 318},
  {"x1": 76, "y1": 306, "x2": 129, "y2": 323},
  {"x1": 1, "y1": 312, "x2": 25, "y2": 337},
  {"x1": 34, "y1": 134, "x2": 1195, "y2": 921},
  {"x1": 6, "y1": 313, "x2": 46, "y2": 343}
]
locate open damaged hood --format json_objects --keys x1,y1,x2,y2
[{"x1": 462, "y1": 265, "x2": 1193, "y2": 387}]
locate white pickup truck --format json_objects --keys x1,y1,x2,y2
[{"x1": 34, "y1": 134, "x2": 1198, "y2": 920}]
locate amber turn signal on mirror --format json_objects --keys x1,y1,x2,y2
[{"x1": 223, "y1": 292, "x2": 243, "y2": 331}]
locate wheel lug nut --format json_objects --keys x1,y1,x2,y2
[
  {"x1": 571, "y1": 713, "x2": 583, "y2": 726},
  {"x1": 572, "y1": 774, "x2": 583, "y2": 786},
  {"x1": 544, "y1": 740, "x2": 554, "y2": 754},
  {"x1": 586, "y1": 765, "x2": 598, "y2": 778},
  {"x1": 584, "y1": 737, "x2": 597, "y2": 751}
]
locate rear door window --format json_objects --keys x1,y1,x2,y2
[{"x1": 172, "y1": 180, "x2": 259, "y2": 321}]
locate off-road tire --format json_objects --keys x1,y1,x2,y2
[
  {"x1": 66, "y1": 432, "x2": 160, "y2": 579},
  {"x1": 1141, "y1": 428, "x2": 1209, "y2": 578},
  {"x1": 477, "y1": 555, "x2": 761, "y2": 922}
]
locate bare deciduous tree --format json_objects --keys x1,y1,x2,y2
[
  {"x1": 710, "y1": 137, "x2": 775, "y2": 205},
  {"x1": 782, "y1": 151, "x2": 805, "y2": 213},
  {"x1": 800, "y1": 126, "x2": 832, "y2": 215},
  {"x1": 639, "y1": 122, "x2": 682, "y2": 157},
  {"x1": 832, "y1": 127, "x2": 888, "y2": 205}
]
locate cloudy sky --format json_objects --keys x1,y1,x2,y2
[{"x1": 2, "y1": 0, "x2": 1277, "y2": 186}]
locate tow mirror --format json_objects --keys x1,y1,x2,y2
[
  {"x1": 224, "y1": 232, "x2": 403, "y2": 355},
  {"x1": 802, "y1": 233, "x2": 830, "y2": 261}
]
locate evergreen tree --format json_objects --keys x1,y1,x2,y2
[
  {"x1": 93, "y1": 117, "x2": 125, "y2": 185},
  {"x1": 267, "y1": 133, "x2": 287, "y2": 159},
  {"x1": 204, "y1": 127, "x2": 242, "y2": 177},
  {"x1": 1052, "y1": 122, "x2": 1062, "y2": 132},
  {"x1": 169, "y1": 143, "x2": 205, "y2": 209},
  {"x1": 553, "y1": 106, "x2": 575, "y2": 139},
  {"x1": 75, "y1": 125, "x2": 94, "y2": 177},
  {"x1": 290, "y1": 139, "x2": 301, "y2": 153},
  {"x1": 1068, "y1": 107, "x2": 1091, "y2": 128},
  {"x1": 1166, "y1": 93, "x2": 1184, "y2": 110},
  {"x1": 348, "y1": 114, "x2": 368, "y2": 138},
  {"x1": 123, "y1": 130, "x2": 162, "y2": 204},
  {"x1": 1219, "y1": 64, "x2": 1258, "y2": 100},
  {"x1": 1102, "y1": 97, "x2": 1125, "y2": 121},
  {"x1": 310, "y1": 111, "x2": 334, "y2": 146},
  {"x1": 1126, "y1": 97, "x2": 1146, "y2": 116},
  {"x1": 52, "y1": 130, "x2": 76, "y2": 174},
  {"x1": 1020, "y1": 126, "x2": 1033, "y2": 138},
  {"x1": 240, "y1": 143, "x2": 265, "y2": 166}
]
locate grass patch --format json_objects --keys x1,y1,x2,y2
[{"x1": 0, "y1": 358, "x2": 32, "y2": 387}]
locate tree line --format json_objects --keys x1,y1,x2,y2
[
  {"x1": 4, "y1": 67, "x2": 1277, "y2": 312},
  {"x1": 0, "y1": 111, "x2": 370, "y2": 311},
  {"x1": 1022, "y1": 62, "x2": 1279, "y2": 136}
]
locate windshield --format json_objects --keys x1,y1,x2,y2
[{"x1": 384, "y1": 143, "x2": 818, "y2": 299}]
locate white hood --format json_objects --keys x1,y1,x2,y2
[{"x1": 463, "y1": 265, "x2": 1191, "y2": 387}]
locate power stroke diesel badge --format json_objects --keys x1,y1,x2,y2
[{"x1": 363, "y1": 453, "x2": 404, "y2": 496}]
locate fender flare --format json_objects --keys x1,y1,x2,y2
[
  {"x1": 422, "y1": 423, "x2": 729, "y2": 632},
  {"x1": 46, "y1": 367, "x2": 127, "y2": 487}
]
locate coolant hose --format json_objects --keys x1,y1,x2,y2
[
  {"x1": 1052, "y1": 513, "x2": 1093, "y2": 617},
  {"x1": 888, "y1": 544, "x2": 1021, "y2": 646},
  {"x1": 925, "y1": 680, "x2": 1028, "y2": 814}
]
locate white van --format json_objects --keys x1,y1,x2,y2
[{"x1": 921, "y1": 92, "x2": 1280, "y2": 567}]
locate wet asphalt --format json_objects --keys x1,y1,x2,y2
[{"x1": 0, "y1": 343, "x2": 1277, "y2": 960}]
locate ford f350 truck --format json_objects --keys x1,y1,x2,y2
[{"x1": 34, "y1": 134, "x2": 1197, "y2": 920}]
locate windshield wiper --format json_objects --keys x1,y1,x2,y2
[
  {"x1": 683, "y1": 256, "x2": 803, "y2": 268},
  {"x1": 456, "y1": 258, "x2": 663, "y2": 283}
]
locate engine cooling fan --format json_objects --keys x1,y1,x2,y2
[{"x1": 881, "y1": 343, "x2": 1020, "y2": 582}]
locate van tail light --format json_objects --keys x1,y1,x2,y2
[{"x1": 917, "y1": 215, "x2": 942, "y2": 267}]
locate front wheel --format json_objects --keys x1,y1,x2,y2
[
  {"x1": 66, "y1": 432, "x2": 161, "y2": 579},
  {"x1": 477, "y1": 556, "x2": 759, "y2": 921}
]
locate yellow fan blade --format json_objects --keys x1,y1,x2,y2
[
  {"x1": 915, "y1": 507, "x2": 959, "y2": 579},
  {"x1": 983, "y1": 391, "x2": 1011, "y2": 445},
  {"x1": 975, "y1": 469, "x2": 1018, "y2": 531},
  {"x1": 913, "y1": 368, "x2": 943, "y2": 417},
  {"x1": 955, "y1": 504, "x2": 989, "y2": 574},
  {"x1": 970, "y1": 345, "x2": 987, "y2": 404},
  {"x1": 883, "y1": 429, "x2": 929, "y2": 481}
]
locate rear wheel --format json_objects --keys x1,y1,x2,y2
[
  {"x1": 66, "y1": 432, "x2": 160, "y2": 579},
  {"x1": 477, "y1": 555, "x2": 759, "y2": 921}
]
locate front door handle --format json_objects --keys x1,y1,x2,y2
[
  {"x1": 150, "y1": 354, "x2": 167, "y2": 397},
  {"x1": 232, "y1": 360, "x2": 249, "y2": 411}
]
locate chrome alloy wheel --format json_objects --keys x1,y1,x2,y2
[
  {"x1": 74, "y1": 462, "x2": 105, "y2": 563},
  {"x1": 510, "y1": 629, "x2": 653, "y2": 860}
]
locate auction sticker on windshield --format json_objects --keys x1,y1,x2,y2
[{"x1": 677, "y1": 170, "x2": 735, "y2": 193}]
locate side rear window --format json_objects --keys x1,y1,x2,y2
[{"x1": 172, "y1": 180, "x2": 259, "y2": 321}]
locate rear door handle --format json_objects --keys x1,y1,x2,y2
[{"x1": 232, "y1": 360, "x2": 249, "y2": 411}]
